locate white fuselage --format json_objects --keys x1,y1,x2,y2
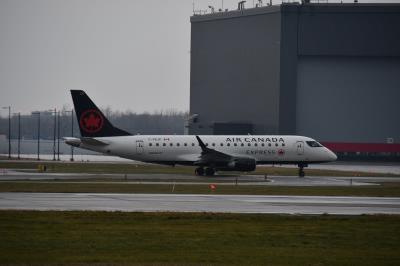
[{"x1": 70, "y1": 135, "x2": 337, "y2": 165}]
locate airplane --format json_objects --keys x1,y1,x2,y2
[{"x1": 64, "y1": 90, "x2": 337, "y2": 177}]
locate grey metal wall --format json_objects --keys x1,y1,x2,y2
[
  {"x1": 190, "y1": 7, "x2": 282, "y2": 135},
  {"x1": 296, "y1": 56, "x2": 400, "y2": 143},
  {"x1": 190, "y1": 3, "x2": 400, "y2": 144},
  {"x1": 279, "y1": 4, "x2": 300, "y2": 134},
  {"x1": 290, "y1": 4, "x2": 400, "y2": 143},
  {"x1": 297, "y1": 4, "x2": 400, "y2": 57}
]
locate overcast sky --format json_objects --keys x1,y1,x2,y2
[{"x1": 0, "y1": 0, "x2": 398, "y2": 117}]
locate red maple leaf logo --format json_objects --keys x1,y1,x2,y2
[
  {"x1": 84, "y1": 114, "x2": 101, "y2": 128},
  {"x1": 79, "y1": 109, "x2": 104, "y2": 133},
  {"x1": 278, "y1": 149, "x2": 285, "y2": 156}
]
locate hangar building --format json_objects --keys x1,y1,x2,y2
[{"x1": 189, "y1": 2, "x2": 400, "y2": 158}]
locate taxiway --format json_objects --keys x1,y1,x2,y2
[{"x1": 1, "y1": 169, "x2": 399, "y2": 186}]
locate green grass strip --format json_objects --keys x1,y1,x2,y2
[
  {"x1": 0, "y1": 211, "x2": 399, "y2": 266},
  {"x1": 1, "y1": 181, "x2": 400, "y2": 197}
]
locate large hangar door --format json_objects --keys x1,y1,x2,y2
[
  {"x1": 296, "y1": 56, "x2": 400, "y2": 143},
  {"x1": 213, "y1": 123, "x2": 253, "y2": 135}
]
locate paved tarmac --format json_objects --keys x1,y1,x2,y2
[
  {"x1": 0, "y1": 192, "x2": 399, "y2": 215},
  {"x1": 277, "y1": 162, "x2": 400, "y2": 175},
  {"x1": 1, "y1": 169, "x2": 398, "y2": 186},
  {"x1": 2, "y1": 157, "x2": 399, "y2": 174}
]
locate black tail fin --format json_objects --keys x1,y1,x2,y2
[{"x1": 70, "y1": 90, "x2": 131, "y2": 137}]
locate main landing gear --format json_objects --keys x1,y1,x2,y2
[
  {"x1": 195, "y1": 167, "x2": 215, "y2": 176},
  {"x1": 298, "y1": 163, "x2": 307, "y2": 178},
  {"x1": 195, "y1": 167, "x2": 204, "y2": 176}
]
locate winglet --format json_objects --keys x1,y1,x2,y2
[{"x1": 196, "y1": 136, "x2": 208, "y2": 151}]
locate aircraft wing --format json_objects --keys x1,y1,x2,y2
[
  {"x1": 194, "y1": 136, "x2": 256, "y2": 171},
  {"x1": 194, "y1": 136, "x2": 235, "y2": 165}
]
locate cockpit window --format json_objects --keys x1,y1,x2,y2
[{"x1": 306, "y1": 141, "x2": 323, "y2": 147}]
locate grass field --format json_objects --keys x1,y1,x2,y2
[
  {"x1": 1, "y1": 181, "x2": 400, "y2": 197},
  {"x1": 1, "y1": 160, "x2": 399, "y2": 177},
  {"x1": 0, "y1": 211, "x2": 399, "y2": 266}
]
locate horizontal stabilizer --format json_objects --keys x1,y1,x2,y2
[
  {"x1": 81, "y1": 137, "x2": 110, "y2": 146},
  {"x1": 63, "y1": 137, "x2": 81, "y2": 147},
  {"x1": 64, "y1": 137, "x2": 109, "y2": 147}
]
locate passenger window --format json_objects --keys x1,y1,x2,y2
[
  {"x1": 241, "y1": 143, "x2": 244, "y2": 147},
  {"x1": 254, "y1": 143, "x2": 258, "y2": 147},
  {"x1": 192, "y1": 143, "x2": 195, "y2": 146},
  {"x1": 156, "y1": 143, "x2": 159, "y2": 146},
  {"x1": 248, "y1": 143, "x2": 251, "y2": 146},
  {"x1": 149, "y1": 143, "x2": 152, "y2": 146},
  {"x1": 227, "y1": 143, "x2": 230, "y2": 146},
  {"x1": 177, "y1": 143, "x2": 180, "y2": 147},
  {"x1": 234, "y1": 143, "x2": 237, "y2": 146},
  {"x1": 275, "y1": 143, "x2": 278, "y2": 147},
  {"x1": 220, "y1": 143, "x2": 223, "y2": 146},
  {"x1": 268, "y1": 143, "x2": 271, "y2": 147},
  {"x1": 282, "y1": 143, "x2": 285, "y2": 147},
  {"x1": 261, "y1": 143, "x2": 265, "y2": 147},
  {"x1": 184, "y1": 143, "x2": 187, "y2": 146},
  {"x1": 163, "y1": 143, "x2": 166, "y2": 146},
  {"x1": 170, "y1": 143, "x2": 173, "y2": 146},
  {"x1": 212, "y1": 143, "x2": 215, "y2": 146},
  {"x1": 205, "y1": 143, "x2": 208, "y2": 147}
]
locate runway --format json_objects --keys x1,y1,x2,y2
[{"x1": 1, "y1": 192, "x2": 399, "y2": 215}]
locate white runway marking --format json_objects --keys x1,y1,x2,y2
[{"x1": 1, "y1": 193, "x2": 399, "y2": 215}]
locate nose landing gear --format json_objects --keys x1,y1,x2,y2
[
  {"x1": 298, "y1": 163, "x2": 307, "y2": 178},
  {"x1": 195, "y1": 167, "x2": 204, "y2": 176}
]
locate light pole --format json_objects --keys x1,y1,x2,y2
[
  {"x1": 71, "y1": 109, "x2": 74, "y2": 161},
  {"x1": 17, "y1": 112, "x2": 21, "y2": 159},
  {"x1": 13, "y1": 112, "x2": 21, "y2": 159},
  {"x1": 2, "y1": 106, "x2": 11, "y2": 159},
  {"x1": 53, "y1": 109, "x2": 56, "y2": 161},
  {"x1": 63, "y1": 109, "x2": 74, "y2": 161},
  {"x1": 32, "y1": 112, "x2": 40, "y2": 161},
  {"x1": 57, "y1": 111, "x2": 60, "y2": 161},
  {"x1": 48, "y1": 108, "x2": 57, "y2": 161}
]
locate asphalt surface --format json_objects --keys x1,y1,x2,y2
[
  {"x1": 1, "y1": 169, "x2": 399, "y2": 186},
  {"x1": 0, "y1": 192, "x2": 399, "y2": 215},
  {"x1": 2, "y1": 157, "x2": 400, "y2": 174}
]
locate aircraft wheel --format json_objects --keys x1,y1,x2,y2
[
  {"x1": 298, "y1": 164, "x2": 305, "y2": 178},
  {"x1": 205, "y1": 167, "x2": 215, "y2": 176},
  {"x1": 195, "y1": 167, "x2": 204, "y2": 176},
  {"x1": 299, "y1": 169, "x2": 305, "y2": 178}
]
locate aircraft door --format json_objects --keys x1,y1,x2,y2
[
  {"x1": 296, "y1": 141, "x2": 304, "y2": 155},
  {"x1": 136, "y1": 140, "x2": 144, "y2": 155}
]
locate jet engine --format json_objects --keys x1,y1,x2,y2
[{"x1": 225, "y1": 158, "x2": 256, "y2": 171}]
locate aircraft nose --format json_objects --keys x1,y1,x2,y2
[{"x1": 326, "y1": 149, "x2": 337, "y2": 161}]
